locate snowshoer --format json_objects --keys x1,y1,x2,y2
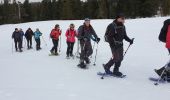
[
  {"x1": 25, "y1": 28, "x2": 34, "y2": 49},
  {"x1": 19, "y1": 28, "x2": 24, "y2": 48},
  {"x1": 65, "y1": 23, "x2": 77, "y2": 58},
  {"x1": 155, "y1": 19, "x2": 170, "y2": 81},
  {"x1": 77, "y1": 18, "x2": 100, "y2": 68},
  {"x1": 34, "y1": 28, "x2": 42, "y2": 50},
  {"x1": 12, "y1": 28, "x2": 23, "y2": 52},
  {"x1": 50, "y1": 24, "x2": 61, "y2": 55},
  {"x1": 103, "y1": 14, "x2": 134, "y2": 77}
]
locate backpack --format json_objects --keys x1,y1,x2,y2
[{"x1": 104, "y1": 22, "x2": 117, "y2": 42}]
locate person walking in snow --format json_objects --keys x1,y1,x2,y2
[
  {"x1": 77, "y1": 18, "x2": 100, "y2": 68},
  {"x1": 12, "y1": 28, "x2": 23, "y2": 52},
  {"x1": 154, "y1": 19, "x2": 170, "y2": 80},
  {"x1": 65, "y1": 23, "x2": 77, "y2": 58},
  {"x1": 34, "y1": 28, "x2": 42, "y2": 51},
  {"x1": 50, "y1": 24, "x2": 62, "y2": 55},
  {"x1": 103, "y1": 14, "x2": 134, "y2": 77},
  {"x1": 19, "y1": 28, "x2": 24, "y2": 48},
  {"x1": 25, "y1": 28, "x2": 34, "y2": 49}
]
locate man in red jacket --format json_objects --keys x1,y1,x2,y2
[
  {"x1": 65, "y1": 23, "x2": 77, "y2": 58},
  {"x1": 50, "y1": 24, "x2": 61, "y2": 55}
]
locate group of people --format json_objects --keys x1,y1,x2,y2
[
  {"x1": 12, "y1": 28, "x2": 43, "y2": 52},
  {"x1": 12, "y1": 14, "x2": 170, "y2": 79},
  {"x1": 11, "y1": 14, "x2": 134, "y2": 77}
]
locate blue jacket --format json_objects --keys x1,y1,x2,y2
[{"x1": 34, "y1": 31, "x2": 42, "y2": 39}]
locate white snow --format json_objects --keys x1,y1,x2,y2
[{"x1": 0, "y1": 17, "x2": 169, "y2": 100}]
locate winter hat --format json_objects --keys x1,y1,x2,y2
[
  {"x1": 15, "y1": 28, "x2": 18, "y2": 31},
  {"x1": 55, "y1": 24, "x2": 59, "y2": 28},
  {"x1": 70, "y1": 23, "x2": 75, "y2": 27},
  {"x1": 84, "y1": 18, "x2": 90, "y2": 21},
  {"x1": 115, "y1": 13, "x2": 125, "y2": 19}
]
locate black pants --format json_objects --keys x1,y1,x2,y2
[
  {"x1": 51, "y1": 39, "x2": 59, "y2": 53},
  {"x1": 14, "y1": 38, "x2": 22, "y2": 51},
  {"x1": 80, "y1": 41, "x2": 93, "y2": 62},
  {"x1": 26, "y1": 38, "x2": 32, "y2": 48},
  {"x1": 66, "y1": 42, "x2": 75, "y2": 56},
  {"x1": 35, "y1": 38, "x2": 41, "y2": 50},
  {"x1": 105, "y1": 45, "x2": 124, "y2": 72}
]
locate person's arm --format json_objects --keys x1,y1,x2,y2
[
  {"x1": 12, "y1": 32, "x2": 14, "y2": 39},
  {"x1": 77, "y1": 26, "x2": 84, "y2": 40},
  {"x1": 124, "y1": 26, "x2": 133, "y2": 44}
]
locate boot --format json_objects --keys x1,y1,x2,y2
[
  {"x1": 154, "y1": 67, "x2": 166, "y2": 76},
  {"x1": 85, "y1": 57, "x2": 90, "y2": 64},
  {"x1": 77, "y1": 60, "x2": 86, "y2": 68},
  {"x1": 103, "y1": 64, "x2": 112, "y2": 74},
  {"x1": 113, "y1": 62, "x2": 122, "y2": 77},
  {"x1": 113, "y1": 67, "x2": 122, "y2": 77}
]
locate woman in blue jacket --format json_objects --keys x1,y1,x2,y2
[{"x1": 34, "y1": 28, "x2": 42, "y2": 50}]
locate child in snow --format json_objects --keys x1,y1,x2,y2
[{"x1": 34, "y1": 28, "x2": 42, "y2": 50}]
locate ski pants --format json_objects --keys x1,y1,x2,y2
[
  {"x1": 105, "y1": 45, "x2": 124, "y2": 71},
  {"x1": 80, "y1": 41, "x2": 93, "y2": 62},
  {"x1": 35, "y1": 38, "x2": 41, "y2": 50},
  {"x1": 66, "y1": 42, "x2": 75, "y2": 56},
  {"x1": 14, "y1": 38, "x2": 22, "y2": 51},
  {"x1": 51, "y1": 39, "x2": 59, "y2": 53},
  {"x1": 26, "y1": 38, "x2": 32, "y2": 48}
]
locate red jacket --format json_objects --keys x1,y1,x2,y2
[
  {"x1": 50, "y1": 29, "x2": 61, "y2": 40},
  {"x1": 65, "y1": 29, "x2": 77, "y2": 43},
  {"x1": 166, "y1": 25, "x2": 170, "y2": 49}
]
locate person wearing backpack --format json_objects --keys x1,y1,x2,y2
[
  {"x1": 25, "y1": 28, "x2": 34, "y2": 49},
  {"x1": 12, "y1": 28, "x2": 23, "y2": 52},
  {"x1": 34, "y1": 28, "x2": 42, "y2": 51},
  {"x1": 65, "y1": 23, "x2": 77, "y2": 58},
  {"x1": 50, "y1": 24, "x2": 62, "y2": 55},
  {"x1": 103, "y1": 14, "x2": 134, "y2": 77},
  {"x1": 154, "y1": 19, "x2": 170, "y2": 80},
  {"x1": 77, "y1": 18, "x2": 100, "y2": 68}
]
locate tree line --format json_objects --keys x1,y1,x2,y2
[{"x1": 0, "y1": 0, "x2": 170, "y2": 25}]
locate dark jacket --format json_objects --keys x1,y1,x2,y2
[
  {"x1": 25, "y1": 29, "x2": 34, "y2": 39},
  {"x1": 159, "y1": 19, "x2": 170, "y2": 42},
  {"x1": 105, "y1": 20, "x2": 131, "y2": 47},
  {"x1": 77, "y1": 24, "x2": 98, "y2": 42},
  {"x1": 12, "y1": 31, "x2": 21, "y2": 40}
]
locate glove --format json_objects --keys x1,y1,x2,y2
[
  {"x1": 96, "y1": 38, "x2": 100, "y2": 43},
  {"x1": 130, "y1": 38, "x2": 134, "y2": 45}
]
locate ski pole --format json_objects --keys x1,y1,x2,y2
[
  {"x1": 90, "y1": 41, "x2": 96, "y2": 58},
  {"x1": 75, "y1": 40, "x2": 80, "y2": 58},
  {"x1": 42, "y1": 35, "x2": 47, "y2": 46},
  {"x1": 123, "y1": 38, "x2": 134, "y2": 57},
  {"x1": 12, "y1": 39, "x2": 14, "y2": 54},
  {"x1": 93, "y1": 43, "x2": 99, "y2": 66},
  {"x1": 59, "y1": 35, "x2": 62, "y2": 53}
]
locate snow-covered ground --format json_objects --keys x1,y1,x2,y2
[{"x1": 0, "y1": 17, "x2": 169, "y2": 100}]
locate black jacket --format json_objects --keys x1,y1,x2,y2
[
  {"x1": 105, "y1": 20, "x2": 131, "y2": 46},
  {"x1": 12, "y1": 31, "x2": 21, "y2": 40},
  {"x1": 78, "y1": 24, "x2": 98, "y2": 42},
  {"x1": 25, "y1": 29, "x2": 34, "y2": 39}
]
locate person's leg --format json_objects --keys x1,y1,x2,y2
[
  {"x1": 35, "y1": 39, "x2": 38, "y2": 50},
  {"x1": 14, "y1": 39, "x2": 18, "y2": 51},
  {"x1": 51, "y1": 39, "x2": 55, "y2": 53},
  {"x1": 66, "y1": 42, "x2": 70, "y2": 57},
  {"x1": 113, "y1": 47, "x2": 123, "y2": 72},
  {"x1": 26, "y1": 38, "x2": 29, "y2": 49},
  {"x1": 30, "y1": 38, "x2": 32, "y2": 48},
  {"x1": 55, "y1": 39, "x2": 59, "y2": 54},
  {"x1": 18, "y1": 39, "x2": 22, "y2": 52},
  {"x1": 70, "y1": 42, "x2": 75, "y2": 56}
]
